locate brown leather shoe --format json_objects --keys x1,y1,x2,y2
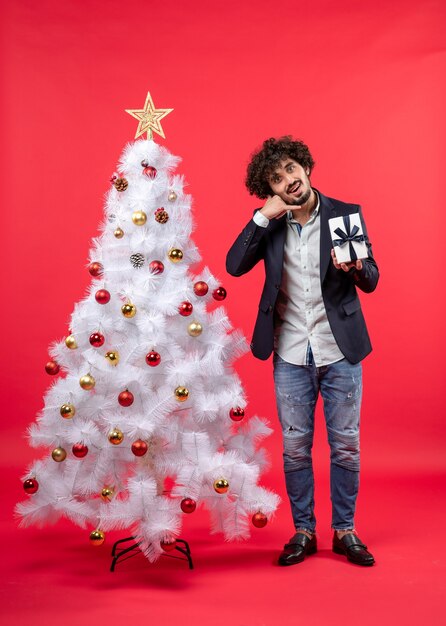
[
  {"x1": 332, "y1": 532, "x2": 375, "y2": 566},
  {"x1": 278, "y1": 532, "x2": 317, "y2": 566}
]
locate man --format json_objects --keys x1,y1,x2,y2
[{"x1": 226, "y1": 136, "x2": 379, "y2": 567}]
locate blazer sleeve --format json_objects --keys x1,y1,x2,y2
[
  {"x1": 226, "y1": 214, "x2": 269, "y2": 277},
  {"x1": 351, "y1": 206, "x2": 379, "y2": 293}
]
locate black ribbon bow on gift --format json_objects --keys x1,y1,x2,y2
[{"x1": 332, "y1": 215, "x2": 365, "y2": 262}]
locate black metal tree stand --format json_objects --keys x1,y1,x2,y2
[{"x1": 110, "y1": 536, "x2": 194, "y2": 572}]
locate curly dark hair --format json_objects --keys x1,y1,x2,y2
[{"x1": 245, "y1": 136, "x2": 315, "y2": 199}]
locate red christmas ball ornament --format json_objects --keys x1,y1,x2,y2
[
  {"x1": 95, "y1": 289, "x2": 110, "y2": 304},
  {"x1": 194, "y1": 281, "x2": 209, "y2": 297},
  {"x1": 212, "y1": 286, "x2": 227, "y2": 301},
  {"x1": 88, "y1": 262, "x2": 103, "y2": 277},
  {"x1": 178, "y1": 301, "x2": 193, "y2": 316},
  {"x1": 131, "y1": 439, "x2": 148, "y2": 457},
  {"x1": 89, "y1": 332, "x2": 105, "y2": 348},
  {"x1": 72, "y1": 443, "x2": 89, "y2": 458},
  {"x1": 181, "y1": 498, "x2": 197, "y2": 514},
  {"x1": 149, "y1": 260, "x2": 164, "y2": 275},
  {"x1": 229, "y1": 407, "x2": 245, "y2": 421},
  {"x1": 252, "y1": 512, "x2": 268, "y2": 528},
  {"x1": 160, "y1": 539, "x2": 177, "y2": 552},
  {"x1": 45, "y1": 360, "x2": 60, "y2": 375},
  {"x1": 146, "y1": 351, "x2": 161, "y2": 367},
  {"x1": 143, "y1": 166, "x2": 157, "y2": 179},
  {"x1": 23, "y1": 478, "x2": 39, "y2": 494},
  {"x1": 118, "y1": 390, "x2": 134, "y2": 407}
]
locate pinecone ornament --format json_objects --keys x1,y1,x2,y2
[
  {"x1": 113, "y1": 177, "x2": 128, "y2": 192},
  {"x1": 155, "y1": 208, "x2": 169, "y2": 224},
  {"x1": 130, "y1": 253, "x2": 145, "y2": 268}
]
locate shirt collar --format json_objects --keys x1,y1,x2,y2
[{"x1": 287, "y1": 190, "x2": 320, "y2": 224}]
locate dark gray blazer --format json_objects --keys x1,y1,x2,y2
[{"x1": 226, "y1": 190, "x2": 379, "y2": 364}]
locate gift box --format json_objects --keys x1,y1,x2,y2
[{"x1": 329, "y1": 213, "x2": 368, "y2": 264}]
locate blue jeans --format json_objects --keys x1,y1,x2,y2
[{"x1": 273, "y1": 351, "x2": 362, "y2": 533}]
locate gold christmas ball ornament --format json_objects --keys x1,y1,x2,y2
[
  {"x1": 174, "y1": 386, "x2": 189, "y2": 402},
  {"x1": 187, "y1": 321, "x2": 203, "y2": 337},
  {"x1": 168, "y1": 247, "x2": 183, "y2": 263},
  {"x1": 132, "y1": 210, "x2": 147, "y2": 226},
  {"x1": 60, "y1": 403, "x2": 76, "y2": 419},
  {"x1": 65, "y1": 335, "x2": 77, "y2": 350},
  {"x1": 108, "y1": 428, "x2": 124, "y2": 445},
  {"x1": 105, "y1": 351, "x2": 120, "y2": 366},
  {"x1": 51, "y1": 447, "x2": 67, "y2": 462},
  {"x1": 89, "y1": 529, "x2": 105, "y2": 546},
  {"x1": 101, "y1": 486, "x2": 114, "y2": 502},
  {"x1": 213, "y1": 478, "x2": 230, "y2": 494},
  {"x1": 80, "y1": 373, "x2": 95, "y2": 390},
  {"x1": 168, "y1": 190, "x2": 177, "y2": 202},
  {"x1": 114, "y1": 227, "x2": 124, "y2": 239},
  {"x1": 121, "y1": 303, "x2": 137, "y2": 318}
]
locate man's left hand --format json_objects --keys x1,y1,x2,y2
[{"x1": 331, "y1": 249, "x2": 363, "y2": 272}]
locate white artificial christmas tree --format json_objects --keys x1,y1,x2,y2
[{"x1": 17, "y1": 93, "x2": 279, "y2": 563}]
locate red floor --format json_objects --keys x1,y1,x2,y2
[{"x1": 3, "y1": 464, "x2": 444, "y2": 626}]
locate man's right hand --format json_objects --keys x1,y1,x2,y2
[{"x1": 259, "y1": 195, "x2": 288, "y2": 220}]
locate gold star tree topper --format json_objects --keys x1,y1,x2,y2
[{"x1": 125, "y1": 92, "x2": 173, "y2": 140}]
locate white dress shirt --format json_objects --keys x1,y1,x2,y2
[{"x1": 253, "y1": 193, "x2": 344, "y2": 367}]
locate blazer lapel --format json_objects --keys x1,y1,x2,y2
[{"x1": 319, "y1": 191, "x2": 337, "y2": 283}]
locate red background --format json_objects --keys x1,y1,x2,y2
[{"x1": 1, "y1": 1, "x2": 445, "y2": 624}]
